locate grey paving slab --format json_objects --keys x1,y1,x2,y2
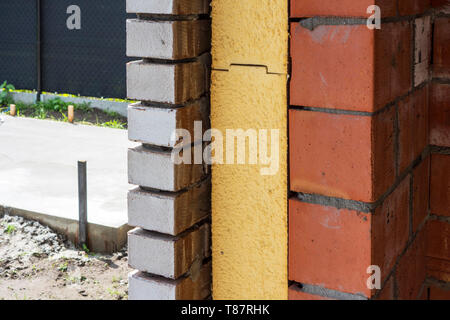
[{"x1": 0, "y1": 116, "x2": 138, "y2": 229}]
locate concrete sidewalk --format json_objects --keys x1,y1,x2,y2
[{"x1": 0, "y1": 116, "x2": 138, "y2": 252}]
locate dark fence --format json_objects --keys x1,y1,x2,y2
[{"x1": 0, "y1": 0, "x2": 132, "y2": 99}]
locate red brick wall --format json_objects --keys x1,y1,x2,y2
[
  {"x1": 426, "y1": 0, "x2": 450, "y2": 298},
  {"x1": 288, "y1": 0, "x2": 450, "y2": 300}
]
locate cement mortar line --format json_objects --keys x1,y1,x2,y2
[
  {"x1": 432, "y1": 77, "x2": 450, "y2": 84},
  {"x1": 416, "y1": 279, "x2": 429, "y2": 300},
  {"x1": 136, "y1": 217, "x2": 211, "y2": 241},
  {"x1": 289, "y1": 10, "x2": 435, "y2": 29},
  {"x1": 294, "y1": 146, "x2": 431, "y2": 213},
  {"x1": 436, "y1": 12, "x2": 450, "y2": 18},
  {"x1": 289, "y1": 79, "x2": 431, "y2": 117},
  {"x1": 141, "y1": 139, "x2": 207, "y2": 153},
  {"x1": 139, "y1": 94, "x2": 210, "y2": 109},
  {"x1": 139, "y1": 175, "x2": 211, "y2": 197},
  {"x1": 426, "y1": 277, "x2": 450, "y2": 290},
  {"x1": 141, "y1": 52, "x2": 211, "y2": 65},
  {"x1": 289, "y1": 282, "x2": 368, "y2": 300},
  {"x1": 137, "y1": 13, "x2": 210, "y2": 21},
  {"x1": 136, "y1": 257, "x2": 212, "y2": 283},
  {"x1": 429, "y1": 214, "x2": 450, "y2": 224},
  {"x1": 411, "y1": 17, "x2": 417, "y2": 88},
  {"x1": 409, "y1": 172, "x2": 414, "y2": 238},
  {"x1": 394, "y1": 105, "x2": 400, "y2": 178},
  {"x1": 430, "y1": 145, "x2": 450, "y2": 155},
  {"x1": 372, "y1": 212, "x2": 431, "y2": 300}
]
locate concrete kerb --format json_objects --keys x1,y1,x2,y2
[
  {"x1": 0, "y1": 205, "x2": 131, "y2": 254},
  {"x1": 9, "y1": 91, "x2": 130, "y2": 118}
]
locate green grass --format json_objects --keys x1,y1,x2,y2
[
  {"x1": 82, "y1": 244, "x2": 90, "y2": 254},
  {"x1": 0, "y1": 81, "x2": 15, "y2": 106},
  {"x1": 15, "y1": 98, "x2": 90, "y2": 114},
  {"x1": 1, "y1": 82, "x2": 128, "y2": 129},
  {"x1": 4, "y1": 88, "x2": 136, "y2": 104},
  {"x1": 100, "y1": 119, "x2": 125, "y2": 129},
  {"x1": 57, "y1": 262, "x2": 68, "y2": 272},
  {"x1": 0, "y1": 98, "x2": 126, "y2": 129},
  {"x1": 5, "y1": 225, "x2": 16, "y2": 234}
]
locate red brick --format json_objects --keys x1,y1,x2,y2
[
  {"x1": 429, "y1": 285, "x2": 450, "y2": 300},
  {"x1": 289, "y1": 179, "x2": 410, "y2": 299},
  {"x1": 289, "y1": 108, "x2": 395, "y2": 203},
  {"x1": 430, "y1": 83, "x2": 450, "y2": 147},
  {"x1": 290, "y1": 0, "x2": 397, "y2": 18},
  {"x1": 288, "y1": 285, "x2": 333, "y2": 300},
  {"x1": 398, "y1": 0, "x2": 431, "y2": 16},
  {"x1": 426, "y1": 218, "x2": 450, "y2": 281},
  {"x1": 289, "y1": 199, "x2": 373, "y2": 297},
  {"x1": 395, "y1": 231, "x2": 426, "y2": 300},
  {"x1": 414, "y1": 16, "x2": 432, "y2": 86},
  {"x1": 290, "y1": 22, "x2": 411, "y2": 112},
  {"x1": 398, "y1": 86, "x2": 429, "y2": 173},
  {"x1": 418, "y1": 285, "x2": 429, "y2": 300},
  {"x1": 412, "y1": 157, "x2": 430, "y2": 232},
  {"x1": 426, "y1": 256, "x2": 450, "y2": 281},
  {"x1": 290, "y1": 24, "x2": 373, "y2": 111},
  {"x1": 432, "y1": 0, "x2": 450, "y2": 13},
  {"x1": 374, "y1": 21, "x2": 412, "y2": 110},
  {"x1": 426, "y1": 219, "x2": 450, "y2": 261},
  {"x1": 430, "y1": 154, "x2": 450, "y2": 216},
  {"x1": 372, "y1": 177, "x2": 411, "y2": 280},
  {"x1": 432, "y1": 0, "x2": 449, "y2": 7},
  {"x1": 376, "y1": 275, "x2": 395, "y2": 300},
  {"x1": 433, "y1": 18, "x2": 450, "y2": 78}
]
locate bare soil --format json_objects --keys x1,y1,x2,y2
[{"x1": 0, "y1": 215, "x2": 130, "y2": 300}]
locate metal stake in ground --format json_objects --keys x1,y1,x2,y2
[{"x1": 78, "y1": 161, "x2": 88, "y2": 247}]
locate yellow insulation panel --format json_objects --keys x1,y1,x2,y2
[
  {"x1": 211, "y1": 0, "x2": 288, "y2": 74},
  {"x1": 211, "y1": 66, "x2": 288, "y2": 300}
]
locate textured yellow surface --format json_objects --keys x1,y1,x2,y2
[
  {"x1": 211, "y1": 0, "x2": 288, "y2": 74},
  {"x1": 211, "y1": 66, "x2": 288, "y2": 299}
]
